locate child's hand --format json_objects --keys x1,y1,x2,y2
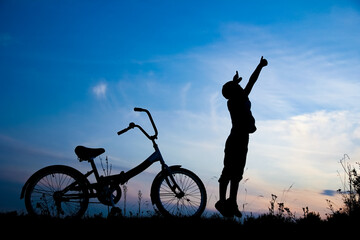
[
  {"x1": 260, "y1": 56, "x2": 268, "y2": 67},
  {"x1": 232, "y1": 71, "x2": 242, "y2": 83}
]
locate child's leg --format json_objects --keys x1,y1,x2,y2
[
  {"x1": 219, "y1": 178, "x2": 229, "y2": 202},
  {"x1": 228, "y1": 179, "x2": 242, "y2": 217},
  {"x1": 229, "y1": 180, "x2": 239, "y2": 203},
  {"x1": 216, "y1": 177, "x2": 233, "y2": 217}
]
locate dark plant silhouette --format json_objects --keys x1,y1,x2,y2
[
  {"x1": 338, "y1": 154, "x2": 360, "y2": 215},
  {"x1": 326, "y1": 155, "x2": 360, "y2": 223}
]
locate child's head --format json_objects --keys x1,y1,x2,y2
[
  {"x1": 222, "y1": 71, "x2": 244, "y2": 99},
  {"x1": 222, "y1": 81, "x2": 243, "y2": 99}
]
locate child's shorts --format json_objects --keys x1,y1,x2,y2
[{"x1": 219, "y1": 132, "x2": 249, "y2": 183}]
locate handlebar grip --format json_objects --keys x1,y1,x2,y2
[
  {"x1": 117, "y1": 122, "x2": 135, "y2": 135},
  {"x1": 134, "y1": 107, "x2": 146, "y2": 112},
  {"x1": 117, "y1": 128, "x2": 129, "y2": 135}
]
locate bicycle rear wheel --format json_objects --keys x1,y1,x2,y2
[
  {"x1": 151, "y1": 167, "x2": 207, "y2": 217},
  {"x1": 24, "y1": 165, "x2": 89, "y2": 218}
]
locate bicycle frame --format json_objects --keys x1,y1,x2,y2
[
  {"x1": 97, "y1": 144, "x2": 166, "y2": 185},
  {"x1": 118, "y1": 144, "x2": 164, "y2": 184},
  {"x1": 81, "y1": 108, "x2": 184, "y2": 200}
]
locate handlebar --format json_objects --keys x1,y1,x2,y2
[
  {"x1": 117, "y1": 108, "x2": 158, "y2": 141},
  {"x1": 134, "y1": 107, "x2": 146, "y2": 112}
]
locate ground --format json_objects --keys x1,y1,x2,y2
[{"x1": 2, "y1": 211, "x2": 359, "y2": 238}]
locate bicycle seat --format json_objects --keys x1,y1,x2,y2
[{"x1": 75, "y1": 145, "x2": 105, "y2": 161}]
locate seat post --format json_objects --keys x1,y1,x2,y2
[{"x1": 89, "y1": 158, "x2": 100, "y2": 181}]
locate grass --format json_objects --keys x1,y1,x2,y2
[{"x1": 1, "y1": 209, "x2": 359, "y2": 239}]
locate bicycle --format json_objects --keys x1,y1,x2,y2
[{"x1": 20, "y1": 108, "x2": 207, "y2": 218}]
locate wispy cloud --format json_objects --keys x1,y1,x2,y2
[
  {"x1": 0, "y1": 134, "x2": 72, "y2": 182},
  {"x1": 92, "y1": 81, "x2": 107, "y2": 98},
  {"x1": 180, "y1": 82, "x2": 192, "y2": 109}
]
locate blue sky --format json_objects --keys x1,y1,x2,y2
[{"x1": 1, "y1": 0, "x2": 360, "y2": 216}]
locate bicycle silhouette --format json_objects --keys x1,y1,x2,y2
[{"x1": 20, "y1": 108, "x2": 207, "y2": 218}]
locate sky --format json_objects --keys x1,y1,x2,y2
[{"x1": 1, "y1": 0, "x2": 360, "y2": 217}]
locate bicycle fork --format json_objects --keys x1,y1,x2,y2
[
  {"x1": 156, "y1": 156, "x2": 185, "y2": 198},
  {"x1": 163, "y1": 171, "x2": 185, "y2": 199}
]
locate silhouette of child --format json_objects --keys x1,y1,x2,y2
[{"x1": 216, "y1": 56, "x2": 268, "y2": 217}]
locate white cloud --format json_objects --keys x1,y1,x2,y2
[
  {"x1": 250, "y1": 110, "x2": 360, "y2": 181},
  {"x1": 93, "y1": 82, "x2": 107, "y2": 98}
]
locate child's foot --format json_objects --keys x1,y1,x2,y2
[
  {"x1": 215, "y1": 200, "x2": 233, "y2": 217},
  {"x1": 225, "y1": 199, "x2": 242, "y2": 218},
  {"x1": 232, "y1": 205, "x2": 243, "y2": 218}
]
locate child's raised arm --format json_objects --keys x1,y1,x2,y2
[{"x1": 244, "y1": 56, "x2": 268, "y2": 96}]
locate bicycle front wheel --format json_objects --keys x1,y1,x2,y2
[
  {"x1": 24, "y1": 165, "x2": 89, "y2": 218},
  {"x1": 151, "y1": 167, "x2": 207, "y2": 217}
]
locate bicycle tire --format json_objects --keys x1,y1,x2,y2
[
  {"x1": 24, "y1": 165, "x2": 89, "y2": 218},
  {"x1": 151, "y1": 167, "x2": 207, "y2": 217}
]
